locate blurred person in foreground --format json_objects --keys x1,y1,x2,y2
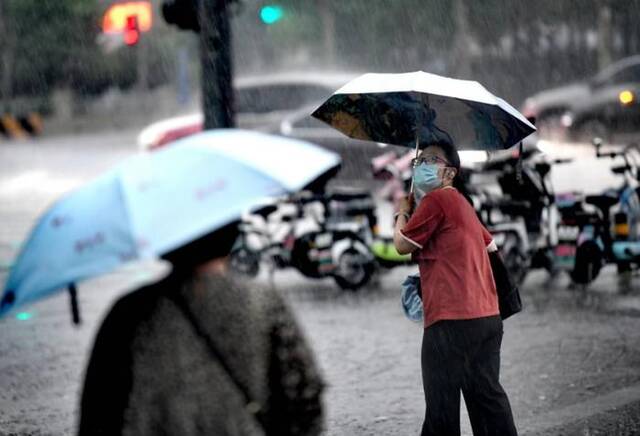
[
  {"x1": 77, "y1": 221, "x2": 324, "y2": 436},
  {"x1": 393, "y1": 138, "x2": 517, "y2": 436}
]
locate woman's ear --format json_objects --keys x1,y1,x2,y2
[{"x1": 445, "y1": 167, "x2": 457, "y2": 182}]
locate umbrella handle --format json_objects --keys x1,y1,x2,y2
[{"x1": 68, "y1": 284, "x2": 81, "y2": 326}]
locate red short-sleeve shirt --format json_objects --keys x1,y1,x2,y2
[{"x1": 400, "y1": 187, "x2": 499, "y2": 328}]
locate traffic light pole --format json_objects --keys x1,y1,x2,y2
[{"x1": 199, "y1": 0, "x2": 234, "y2": 129}]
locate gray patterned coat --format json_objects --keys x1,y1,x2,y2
[{"x1": 77, "y1": 271, "x2": 324, "y2": 436}]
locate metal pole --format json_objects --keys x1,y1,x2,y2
[
  {"x1": 199, "y1": 0, "x2": 235, "y2": 129},
  {"x1": 68, "y1": 284, "x2": 81, "y2": 326}
]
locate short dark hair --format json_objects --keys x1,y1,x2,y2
[
  {"x1": 420, "y1": 139, "x2": 473, "y2": 205},
  {"x1": 161, "y1": 220, "x2": 240, "y2": 268},
  {"x1": 440, "y1": 142, "x2": 461, "y2": 172},
  {"x1": 420, "y1": 138, "x2": 460, "y2": 171}
]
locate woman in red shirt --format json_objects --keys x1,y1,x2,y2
[{"x1": 394, "y1": 139, "x2": 517, "y2": 436}]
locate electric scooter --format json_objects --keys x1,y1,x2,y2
[
  {"x1": 570, "y1": 138, "x2": 640, "y2": 286},
  {"x1": 230, "y1": 189, "x2": 377, "y2": 291}
]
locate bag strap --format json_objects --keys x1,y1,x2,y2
[{"x1": 169, "y1": 292, "x2": 267, "y2": 430}]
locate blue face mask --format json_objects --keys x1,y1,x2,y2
[{"x1": 413, "y1": 163, "x2": 441, "y2": 203}]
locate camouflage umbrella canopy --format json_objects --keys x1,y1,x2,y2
[{"x1": 312, "y1": 71, "x2": 536, "y2": 151}]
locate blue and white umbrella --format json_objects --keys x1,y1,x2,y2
[
  {"x1": 0, "y1": 129, "x2": 340, "y2": 317},
  {"x1": 312, "y1": 71, "x2": 536, "y2": 151}
]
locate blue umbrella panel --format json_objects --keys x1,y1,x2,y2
[{"x1": 1, "y1": 130, "x2": 341, "y2": 318}]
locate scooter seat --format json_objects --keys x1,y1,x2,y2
[
  {"x1": 253, "y1": 204, "x2": 278, "y2": 218},
  {"x1": 482, "y1": 198, "x2": 531, "y2": 213},
  {"x1": 585, "y1": 194, "x2": 618, "y2": 212},
  {"x1": 327, "y1": 189, "x2": 371, "y2": 202}
]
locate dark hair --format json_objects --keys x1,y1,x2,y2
[
  {"x1": 420, "y1": 139, "x2": 473, "y2": 205},
  {"x1": 161, "y1": 220, "x2": 240, "y2": 269}
]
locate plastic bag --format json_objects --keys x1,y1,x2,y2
[{"x1": 400, "y1": 273, "x2": 423, "y2": 323}]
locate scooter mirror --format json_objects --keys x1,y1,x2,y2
[
  {"x1": 592, "y1": 137, "x2": 603, "y2": 156},
  {"x1": 611, "y1": 165, "x2": 631, "y2": 175},
  {"x1": 534, "y1": 162, "x2": 551, "y2": 178}
]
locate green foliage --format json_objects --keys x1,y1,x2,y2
[
  {"x1": 234, "y1": 0, "x2": 640, "y2": 103},
  {"x1": 3, "y1": 0, "x2": 640, "y2": 108},
  {"x1": 0, "y1": 0, "x2": 180, "y2": 103}
]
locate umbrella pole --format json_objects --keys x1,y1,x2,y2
[
  {"x1": 516, "y1": 141, "x2": 524, "y2": 183},
  {"x1": 409, "y1": 135, "x2": 420, "y2": 193},
  {"x1": 68, "y1": 284, "x2": 81, "y2": 326}
]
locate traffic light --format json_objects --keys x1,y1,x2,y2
[
  {"x1": 124, "y1": 15, "x2": 140, "y2": 46},
  {"x1": 162, "y1": 0, "x2": 200, "y2": 32},
  {"x1": 101, "y1": 1, "x2": 152, "y2": 47},
  {"x1": 260, "y1": 5, "x2": 284, "y2": 25}
]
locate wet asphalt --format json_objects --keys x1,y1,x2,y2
[{"x1": 2, "y1": 133, "x2": 640, "y2": 435}]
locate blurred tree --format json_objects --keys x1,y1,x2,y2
[
  {"x1": 316, "y1": 0, "x2": 335, "y2": 64},
  {"x1": 3, "y1": 0, "x2": 640, "y2": 115},
  {"x1": 199, "y1": 0, "x2": 235, "y2": 128},
  {"x1": 450, "y1": 0, "x2": 472, "y2": 78},
  {"x1": 597, "y1": 1, "x2": 613, "y2": 71},
  {"x1": 612, "y1": 0, "x2": 640, "y2": 58},
  {"x1": 0, "y1": 0, "x2": 17, "y2": 107},
  {"x1": 465, "y1": 0, "x2": 604, "y2": 101},
  {"x1": 237, "y1": 0, "x2": 455, "y2": 72},
  {"x1": 0, "y1": 0, "x2": 181, "y2": 111}
]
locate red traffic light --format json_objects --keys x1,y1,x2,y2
[
  {"x1": 103, "y1": 1, "x2": 152, "y2": 33},
  {"x1": 124, "y1": 15, "x2": 140, "y2": 46},
  {"x1": 101, "y1": 1, "x2": 151, "y2": 46}
]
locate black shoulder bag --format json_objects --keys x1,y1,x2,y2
[{"x1": 488, "y1": 251, "x2": 523, "y2": 320}]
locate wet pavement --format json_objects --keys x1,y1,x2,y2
[{"x1": 2, "y1": 134, "x2": 640, "y2": 435}]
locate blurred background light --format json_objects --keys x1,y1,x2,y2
[{"x1": 260, "y1": 5, "x2": 284, "y2": 25}]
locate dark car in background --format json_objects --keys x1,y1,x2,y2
[
  {"x1": 522, "y1": 55, "x2": 640, "y2": 141},
  {"x1": 278, "y1": 104, "x2": 388, "y2": 187},
  {"x1": 278, "y1": 104, "x2": 490, "y2": 187},
  {"x1": 138, "y1": 72, "x2": 358, "y2": 150}
]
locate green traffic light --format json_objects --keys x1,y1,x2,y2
[{"x1": 260, "y1": 5, "x2": 283, "y2": 25}]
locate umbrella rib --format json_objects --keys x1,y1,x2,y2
[{"x1": 115, "y1": 170, "x2": 141, "y2": 257}]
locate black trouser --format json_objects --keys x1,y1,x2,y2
[{"x1": 421, "y1": 316, "x2": 517, "y2": 436}]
